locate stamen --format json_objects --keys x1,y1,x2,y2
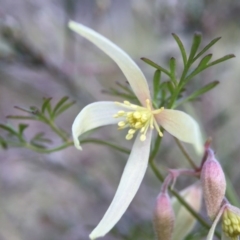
[
  {"x1": 141, "y1": 114, "x2": 148, "y2": 122},
  {"x1": 140, "y1": 134, "x2": 146, "y2": 141},
  {"x1": 153, "y1": 107, "x2": 164, "y2": 114},
  {"x1": 118, "y1": 121, "x2": 126, "y2": 127},
  {"x1": 135, "y1": 122, "x2": 142, "y2": 128},
  {"x1": 117, "y1": 110, "x2": 125, "y2": 116},
  {"x1": 133, "y1": 111, "x2": 141, "y2": 119},
  {"x1": 114, "y1": 99, "x2": 165, "y2": 142},
  {"x1": 146, "y1": 99, "x2": 151, "y2": 110},
  {"x1": 126, "y1": 133, "x2": 133, "y2": 140},
  {"x1": 128, "y1": 129, "x2": 136, "y2": 134}
]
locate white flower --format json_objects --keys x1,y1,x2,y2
[
  {"x1": 69, "y1": 20, "x2": 203, "y2": 239},
  {"x1": 207, "y1": 203, "x2": 240, "y2": 240}
]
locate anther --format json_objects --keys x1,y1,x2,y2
[
  {"x1": 140, "y1": 134, "x2": 146, "y2": 141},
  {"x1": 123, "y1": 101, "x2": 130, "y2": 105},
  {"x1": 128, "y1": 129, "x2": 135, "y2": 134},
  {"x1": 135, "y1": 122, "x2": 142, "y2": 128},
  {"x1": 141, "y1": 114, "x2": 148, "y2": 122},
  {"x1": 126, "y1": 134, "x2": 133, "y2": 140},
  {"x1": 118, "y1": 121, "x2": 126, "y2": 127},
  {"x1": 117, "y1": 110, "x2": 125, "y2": 116},
  {"x1": 133, "y1": 111, "x2": 141, "y2": 119}
]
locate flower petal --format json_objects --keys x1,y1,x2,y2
[
  {"x1": 68, "y1": 20, "x2": 151, "y2": 106},
  {"x1": 155, "y1": 109, "x2": 203, "y2": 153},
  {"x1": 172, "y1": 182, "x2": 202, "y2": 240},
  {"x1": 72, "y1": 101, "x2": 121, "y2": 150},
  {"x1": 206, "y1": 205, "x2": 226, "y2": 240},
  {"x1": 89, "y1": 130, "x2": 152, "y2": 239}
]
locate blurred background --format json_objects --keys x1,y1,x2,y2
[{"x1": 0, "y1": 0, "x2": 240, "y2": 239}]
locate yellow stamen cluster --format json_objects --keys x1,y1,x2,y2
[
  {"x1": 113, "y1": 99, "x2": 164, "y2": 141},
  {"x1": 222, "y1": 208, "x2": 240, "y2": 240}
]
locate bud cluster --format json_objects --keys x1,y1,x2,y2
[{"x1": 152, "y1": 143, "x2": 235, "y2": 240}]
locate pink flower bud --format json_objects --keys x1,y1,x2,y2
[
  {"x1": 153, "y1": 192, "x2": 175, "y2": 240},
  {"x1": 201, "y1": 149, "x2": 226, "y2": 220}
]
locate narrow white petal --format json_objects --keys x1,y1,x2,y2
[
  {"x1": 206, "y1": 205, "x2": 226, "y2": 240},
  {"x1": 72, "y1": 101, "x2": 121, "y2": 150},
  {"x1": 89, "y1": 130, "x2": 152, "y2": 239},
  {"x1": 155, "y1": 109, "x2": 203, "y2": 153},
  {"x1": 68, "y1": 20, "x2": 151, "y2": 105}
]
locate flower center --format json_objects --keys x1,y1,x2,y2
[
  {"x1": 113, "y1": 99, "x2": 164, "y2": 141},
  {"x1": 222, "y1": 208, "x2": 240, "y2": 239}
]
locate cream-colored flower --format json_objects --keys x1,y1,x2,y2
[
  {"x1": 69, "y1": 21, "x2": 203, "y2": 239},
  {"x1": 207, "y1": 204, "x2": 240, "y2": 240}
]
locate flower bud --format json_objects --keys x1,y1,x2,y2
[
  {"x1": 153, "y1": 192, "x2": 175, "y2": 240},
  {"x1": 201, "y1": 149, "x2": 226, "y2": 220}
]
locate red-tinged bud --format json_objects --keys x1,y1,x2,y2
[
  {"x1": 153, "y1": 192, "x2": 175, "y2": 240},
  {"x1": 201, "y1": 149, "x2": 226, "y2": 220}
]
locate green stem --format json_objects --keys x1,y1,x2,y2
[
  {"x1": 174, "y1": 137, "x2": 197, "y2": 169},
  {"x1": 47, "y1": 120, "x2": 69, "y2": 142},
  {"x1": 149, "y1": 134, "x2": 163, "y2": 163},
  {"x1": 81, "y1": 138, "x2": 130, "y2": 154}
]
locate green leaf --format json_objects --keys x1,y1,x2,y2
[
  {"x1": 52, "y1": 96, "x2": 69, "y2": 116},
  {"x1": 141, "y1": 57, "x2": 171, "y2": 77},
  {"x1": 184, "y1": 54, "x2": 213, "y2": 83},
  {"x1": 172, "y1": 33, "x2": 187, "y2": 66},
  {"x1": 188, "y1": 32, "x2": 202, "y2": 63},
  {"x1": 29, "y1": 106, "x2": 40, "y2": 115},
  {"x1": 115, "y1": 82, "x2": 133, "y2": 95},
  {"x1": 197, "y1": 54, "x2": 213, "y2": 68},
  {"x1": 14, "y1": 106, "x2": 33, "y2": 114},
  {"x1": 166, "y1": 81, "x2": 174, "y2": 94},
  {"x1": 169, "y1": 57, "x2": 177, "y2": 84},
  {"x1": 54, "y1": 101, "x2": 76, "y2": 118},
  {"x1": 102, "y1": 89, "x2": 137, "y2": 101},
  {"x1": 153, "y1": 70, "x2": 161, "y2": 101},
  {"x1": 31, "y1": 132, "x2": 52, "y2": 143},
  {"x1": 41, "y1": 98, "x2": 52, "y2": 115},
  {"x1": 18, "y1": 124, "x2": 28, "y2": 135},
  {"x1": 30, "y1": 142, "x2": 47, "y2": 149},
  {"x1": 186, "y1": 81, "x2": 219, "y2": 102},
  {"x1": 0, "y1": 136, "x2": 7, "y2": 149},
  {"x1": 0, "y1": 124, "x2": 19, "y2": 136},
  {"x1": 193, "y1": 37, "x2": 221, "y2": 61},
  {"x1": 207, "y1": 54, "x2": 235, "y2": 67}
]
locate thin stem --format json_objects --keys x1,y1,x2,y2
[
  {"x1": 81, "y1": 138, "x2": 130, "y2": 154},
  {"x1": 149, "y1": 132, "x2": 164, "y2": 163},
  {"x1": 8, "y1": 141, "x2": 74, "y2": 153},
  {"x1": 149, "y1": 161, "x2": 164, "y2": 182},
  {"x1": 47, "y1": 120, "x2": 69, "y2": 142},
  {"x1": 174, "y1": 137, "x2": 198, "y2": 169}
]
